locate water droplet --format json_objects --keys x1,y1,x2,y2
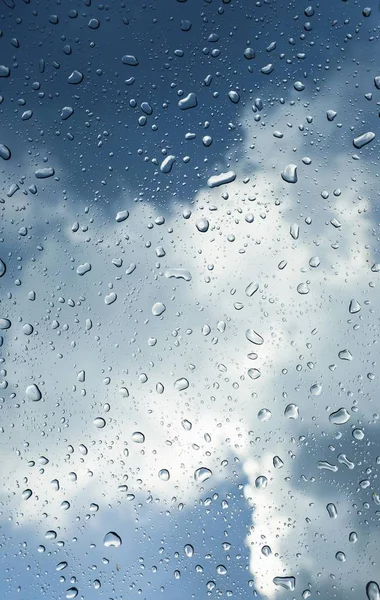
[
  {"x1": 281, "y1": 164, "x2": 298, "y2": 183},
  {"x1": 216, "y1": 565, "x2": 227, "y2": 575},
  {"x1": 22, "y1": 489, "x2": 32, "y2": 500},
  {"x1": 115, "y1": 210, "x2": 129, "y2": 222},
  {"x1": 353, "y1": 428, "x2": 364, "y2": 440},
  {"x1": 22, "y1": 323, "x2": 34, "y2": 335},
  {"x1": 261, "y1": 545, "x2": 271, "y2": 556},
  {"x1": 246, "y1": 329, "x2": 264, "y2": 345},
  {"x1": 207, "y1": 171, "x2": 236, "y2": 188},
  {"x1": 174, "y1": 377, "x2": 189, "y2": 391},
  {"x1": 248, "y1": 368, "x2": 261, "y2": 380},
  {"x1": 245, "y1": 282, "x2": 259, "y2": 297},
  {"x1": 349, "y1": 531, "x2": 358, "y2": 543},
  {"x1": 349, "y1": 299, "x2": 361, "y2": 314},
  {"x1": 284, "y1": 403, "x2": 299, "y2": 419},
  {"x1": 329, "y1": 408, "x2": 350, "y2": 425},
  {"x1": 178, "y1": 93, "x2": 197, "y2": 110},
  {"x1": 228, "y1": 90, "x2": 240, "y2": 104},
  {"x1": 338, "y1": 349, "x2": 353, "y2": 361},
  {"x1": 290, "y1": 223, "x2": 299, "y2": 239},
  {"x1": 182, "y1": 419, "x2": 192, "y2": 430},
  {"x1": 93, "y1": 417, "x2": 106, "y2": 428},
  {"x1": 67, "y1": 70, "x2": 84, "y2": 84},
  {"x1": 309, "y1": 256, "x2": 320, "y2": 268},
  {"x1": 122, "y1": 55, "x2": 139, "y2": 66},
  {"x1": 194, "y1": 467, "x2": 212, "y2": 483},
  {"x1": 184, "y1": 544, "x2": 194, "y2": 557},
  {"x1": 273, "y1": 577, "x2": 295, "y2": 591},
  {"x1": 310, "y1": 383, "x2": 322, "y2": 396},
  {"x1": 294, "y1": 81, "x2": 305, "y2": 91},
  {"x1": 0, "y1": 318, "x2": 11, "y2": 330},
  {"x1": 35, "y1": 167, "x2": 55, "y2": 179},
  {"x1": 56, "y1": 561, "x2": 68, "y2": 571},
  {"x1": 255, "y1": 475, "x2": 268, "y2": 489},
  {"x1": 160, "y1": 155, "x2": 176, "y2": 174},
  {"x1": 25, "y1": 384, "x2": 42, "y2": 401},
  {"x1": 0, "y1": 144, "x2": 11, "y2": 160},
  {"x1": 353, "y1": 132, "x2": 375, "y2": 149},
  {"x1": 61, "y1": 106, "x2": 74, "y2": 120},
  {"x1": 297, "y1": 283, "x2": 309, "y2": 295},
  {"x1": 158, "y1": 469, "x2": 170, "y2": 481},
  {"x1": 327, "y1": 110, "x2": 337, "y2": 121},
  {"x1": 326, "y1": 503, "x2": 338, "y2": 518},
  {"x1": 132, "y1": 431, "x2": 145, "y2": 443},
  {"x1": 76, "y1": 262, "x2": 91, "y2": 276},
  {"x1": 105, "y1": 292, "x2": 117, "y2": 305},
  {"x1": 165, "y1": 268, "x2": 192, "y2": 281},
  {"x1": 152, "y1": 302, "x2": 166, "y2": 316},
  {"x1": 66, "y1": 588, "x2": 78, "y2": 599},
  {"x1": 258, "y1": 408, "x2": 272, "y2": 422},
  {"x1": 335, "y1": 551, "x2": 346, "y2": 562},
  {"x1": 273, "y1": 456, "x2": 284, "y2": 469},
  {"x1": 196, "y1": 218, "x2": 209, "y2": 232},
  {"x1": 103, "y1": 532, "x2": 122, "y2": 548}
]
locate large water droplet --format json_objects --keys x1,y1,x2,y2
[
  {"x1": 273, "y1": 576, "x2": 295, "y2": 591},
  {"x1": 152, "y1": 302, "x2": 166, "y2": 316},
  {"x1": 246, "y1": 329, "x2": 264, "y2": 345},
  {"x1": 281, "y1": 164, "x2": 298, "y2": 183},
  {"x1": 103, "y1": 532, "x2": 122, "y2": 548},
  {"x1": 329, "y1": 408, "x2": 350, "y2": 425},
  {"x1": 132, "y1": 431, "x2": 145, "y2": 443},
  {"x1": 194, "y1": 467, "x2": 212, "y2": 483},
  {"x1": 25, "y1": 384, "x2": 42, "y2": 401},
  {"x1": 174, "y1": 377, "x2": 189, "y2": 391}
]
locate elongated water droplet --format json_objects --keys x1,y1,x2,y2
[
  {"x1": 338, "y1": 349, "x2": 352, "y2": 361},
  {"x1": 207, "y1": 170, "x2": 236, "y2": 188},
  {"x1": 165, "y1": 268, "x2": 192, "y2": 281},
  {"x1": 245, "y1": 282, "x2": 259, "y2": 297},
  {"x1": 246, "y1": 329, "x2": 264, "y2": 345},
  {"x1": 349, "y1": 299, "x2": 361, "y2": 314},
  {"x1": 353, "y1": 132, "x2": 375, "y2": 149},
  {"x1": 326, "y1": 503, "x2": 338, "y2": 518},
  {"x1": 183, "y1": 543, "x2": 194, "y2": 558}
]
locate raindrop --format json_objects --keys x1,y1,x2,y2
[
  {"x1": 25, "y1": 384, "x2": 42, "y2": 401},
  {"x1": 194, "y1": 467, "x2": 212, "y2": 483},
  {"x1": 158, "y1": 469, "x2": 170, "y2": 481},
  {"x1": 152, "y1": 302, "x2": 166, "y2": 316},
  {"x1": 281, "y1": 164, "x2": 298, "y2": 183},
  {"x1": 103, "y1": 532, "x2": 122, "y2": 548},
  {"x1": 93, "y1": 417, "x2": 106, "y2": 428},
  {"x1": 329, "y1": 408, "x2": 350, "y2": 425},
  {"x1": 132, "y1": 431, "x2": 145, "y2": 443}
]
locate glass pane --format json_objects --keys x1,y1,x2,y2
[{"x1": 0, "y1": 1, "x2": 379, "y2": 599}]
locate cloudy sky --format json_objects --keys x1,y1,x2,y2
[{"x1": 0, "y1": 1, "x2": 380, "y2": 599}]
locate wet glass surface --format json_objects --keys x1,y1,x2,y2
[{"x1": 0, "y1": 1, "x2": 380, "y2": 599}]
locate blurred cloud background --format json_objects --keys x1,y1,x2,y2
[{"x1": 0, "y1": 0, "x2": 379, "y2": 599}]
